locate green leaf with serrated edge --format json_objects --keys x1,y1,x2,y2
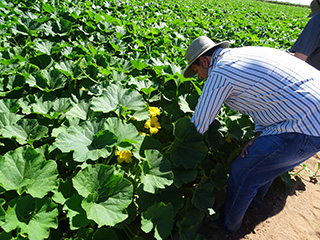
[
  {"x1": 105, "y1": 117, "x2": 140, "y2": 144},
  {"x1": 0, "y1": 113, "x2": 24, "y2": 129},
  {"x1": 2, "y1": 195, "x2": 58, "y2": 240},
  {"x1": 141, "y1": 202, "x2": 174, "y2": 240},
  {"x1": 29, "y1": 54, "x2": 53, "y2": 69},
  {"x1": 90, "y1": 84, "x2": 147, "y2": 119},
  {"x1": 140, "y1": 150, "x2": 173, "y2": 193},
  {"x1": 53, "y1": 123, "x2": 117, "y2": 162},
  {"x1": 73, "y1": 165, "x2": 133, "y2": 227},
  {"x1": 170, "y1": 117, "x2": 208, "y2": 169},
  {"x1": 63, "y1": 194, "x2": 91, "y2": 230},
  {"x1": 55, "y1": 60, "x2": 74, "y2": 77},
  {"x1": 1, "y1": 119, "x2": 48, "y2": 145},
  {"x1": 34, "y1": 39, "x2": 54, "y2": 55},
  {"x1": 30, "y1": 99, "x2": 53, "y2": 115},
  {"x1": 26, "y1": 69, "x2": 66, "y2": 91},
  {"x1": 52, "y1": 97, "x2": 72, "y2": 113},
  {"x1": 131, "y1": 59, "x2": 149, "y2": 70},
  {"x1": 0, "y1": 146, "x2": 58, "y2": 198},
  {"x1": 2, "y1": 74, "x2": 25, "y2": 92},
  {"x1": 0, "y1": 99, "x2": 19, "y2": 113},
  {"x1": 111, "y1": 70, "x2": 130, "y2": 83},
  {"x1": 66, "y1": 100, "x2": 90, "y2": 120},
  {"x1": 129, "y1": 77, "x2": 156, "y2": 94}
]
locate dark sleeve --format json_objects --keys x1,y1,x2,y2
[{"x1": 291, "y1": 13, "x2": 320, "y2": 57}]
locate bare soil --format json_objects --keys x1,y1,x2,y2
[{"x1": 200, "y1": 153, "x2": 320, "y2": 240}]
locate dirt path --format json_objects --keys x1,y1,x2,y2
[{"x1": 201, "y1": 154, "x2": 320, "y2": 240}]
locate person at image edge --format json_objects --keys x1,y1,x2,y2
[
  {"x1": 183, "y1": 35, "x2": 320, "y2": 232},
  {"x1": 289, "y1": 0, "x2": 320, "y2": 70}
]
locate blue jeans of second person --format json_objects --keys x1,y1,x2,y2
[{"x1": 222, "y1": 133, "x2": 320, "y2": 232}]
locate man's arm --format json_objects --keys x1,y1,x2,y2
[{"x1": 293, "y1": 52, "x2": 308, "y2": 61}]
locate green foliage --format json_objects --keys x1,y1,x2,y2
[{"x1": 0, "y1": 0, "x2": 310, "y2": 239}]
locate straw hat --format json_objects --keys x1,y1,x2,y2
[
  {"x1": 308, "y1": 0, "x2": 320, "y2": 17},
  {"x1": 183, "y1": 36, "x2": 229, "y2": 78}
]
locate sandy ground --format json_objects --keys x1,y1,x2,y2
[{"x1": 200, "y1": 153, "x2": 320, "y2": 240}]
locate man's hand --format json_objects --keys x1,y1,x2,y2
[{"x1": 241, "y1": 131, "x2": 262, "y2": 158}]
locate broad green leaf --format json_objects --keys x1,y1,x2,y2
[
  {"x1": 0, "y1": 146, "x2": 58, "y2": 198},
  {"x1": 73, "y1": 165, "x2": 133, "y2": 227},
  {"x1": 29, "y1": 54, "x2": 53, "y2": 69},
  {"x1": 172, "y1": 167, "x2": 198, "y2": 188},
  {"x1": 42, "y1": 3, "x2": 56, "y2": 13},
  {"x1": 109, "y1": 37, "x2": 127, "y2": 52},
  {"x1": 131, "y1": 60, "x2": 149, "y2": 70},
  {"x1": 1, "y1": 74, "x2": 25, "y2": 92},
  {"x1": 227, "y1": 120, "x2": 243, "y2": 142},
  {"x1": 34, "y1": 39, "x2": 54, "y2": 55},
  {"x1": 141, "y1": 202, "x2": 174, "y2": 240},
  {"x1": 105, "y1": 117, "x2": 140, "y2": 144},
  {"x1": 129, "y1": 77, "x2": 157, "y2": 95},
  {"x1": 52, "y1": 98, "x2": 72, "y2": 113},
  {"x1": 2, "y1": 195, "x2": 58, "y2": 240},
  {"x1": 66, "y1": 100, "x2": 91, "y2": 120},
  {"x1": 90, "y1": 84, "x2": 147, "y2": 120},
  {"x1": 111, "y1": 70, "x2": 130, "y2": 83},
  {"x1": 0, "y1": 113, "x2": 24, "y2": 129},
  {"x1": 26, "y1": 69, "x2": 66, "y2": 91},
  {"x1": 170, "y1": 117, "x2": 208, "y2": 169},
  {"x1": 63, "y1": 194, "x2": 91, "y2": 230},
  {"x1": 55, "y1": 60, "x2": 75, "y2": 77},
  {"x1": 191, "y1": 177, "x2": 215, "y2": 212},
  {"x1": 1, "y1": 119, "x2": 48, "y2": 145},
  {"x1": 140, "y1": 150, "x2": 173, "y2": 193},
  {"x1": 30, "y1": 99, "x2": 53, "y2": 115},
  {"x1": 51, "y1": 18, "x2": 72, "y2": 36},
  {"x1": 132, "y1": 135, "x2": 163, "y2": 159},
  {"x1": 0, "y1": 99, "x2": 19, "y2": 113},
  {"x1": 206, "y1": 120, "x2": 225, "y2": 151},
  {"x1": 53, "y1": 124, "x2": 117, "y2": 162},
  {"x1": 209, "y1": 162, "x2": 228, "y2": 189}
]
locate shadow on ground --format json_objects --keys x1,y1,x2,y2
[{"x1": 198, "y1": 177, "x2": 306, "y2": 240}]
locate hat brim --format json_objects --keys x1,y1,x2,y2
[{"x1": 183, "y1": 41, "x2": 230, "y2": 78}]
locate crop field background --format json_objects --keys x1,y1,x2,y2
[{"x1": 0, "y1": 0, "x2": 311, "y2": 239}]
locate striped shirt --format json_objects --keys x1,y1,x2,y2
[{"x1": 190, "y1": 46, "x2": 320, "y2": 136}]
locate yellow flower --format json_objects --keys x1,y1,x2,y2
[
  {"x1": 139, "y1": 131, "x2": 149, "y2": 136},
  {"x1": 144, "y1": 116, "x2": 161, "y2": 134},
  {"x1": 225, "y1": 135, "x2": 232, "y2": 143},
  {"x1": 116, "y1": 150, "x2": 133, "y2": 163},
  {"x1": 149, "y1": 106, "x2": 160, "y2": 117}
]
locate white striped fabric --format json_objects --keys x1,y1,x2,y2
[{"x1": 190, "y1": 46, "x2": 320, "y2": 136}]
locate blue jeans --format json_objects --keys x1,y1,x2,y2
[{"x1": 222, "y1": 133, "x2": 320, "y2": 232}]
